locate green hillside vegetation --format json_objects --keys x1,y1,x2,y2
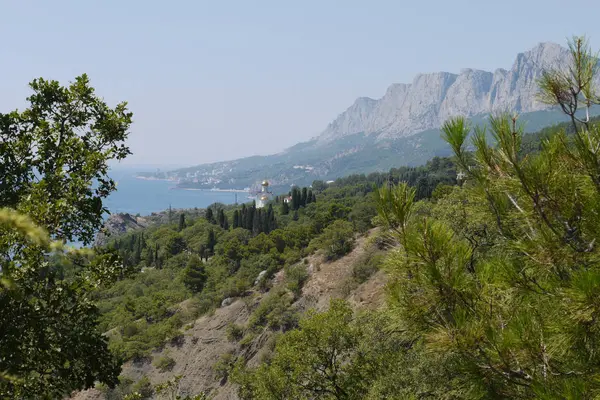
[
  {"x1": 4, "y1": 35, "x2": 600, "y2": 400},
  {"x1": 91, "y1": 106, "x2": 591, "y2": 396},
  {"x1": 232, "y1": 36, "x2": 600, "y2": 399},
  {"x1": 92, "y1": 155, "x2": 458, "y2": 361}
]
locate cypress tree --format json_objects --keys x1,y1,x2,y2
[
  {"x1": 301, "y1": 187, "x2": 308, "y2": 206},
  {"x1": 291, "y1": 187, "x2": 300, "y2": 210},
  {"x1": 206, "y1": 228, "x2": 216, "y2": 255},
  {"x1": 205, "y1": 207, "x2": 215, "y2": 224},
  {"x1": 233, "y1": 210, "x2": 240, "y2": 228},
  {"x1": 268, "y1": 204, "x2": 277, "y2": 231},
  {"x1": 133, "y1": 238, "x2": 142, "y2": 265},
  {"x1": 147, "y1": 245, "x2": 154, "y2": 265},
  {"x1": 154, "y1": 244, "x2": 161, "y2": 269},
  {"x1": 252, "y1": 209, "x2": 261, "y2": 235},
  {"x1": 248, "y1": 203, "x2": 256, "y2": 230},
  {"x1": 241, "y1": 204, "x2": 247, "y2": 229},
  {"x1": 218, "y1": 209, "x2": 225, "y2": 228},
  {"x1": 281, "y1": 201, "x2": 290, "y2": 215},
  {"x1": 178, "y1": 213, "x2": 186, "y2": 231},
  {"x1": 223, "y1": 213, "x2": 229, "y2": 230},
  {"x1": 307, "y1": 190, "x2": 313, "y2": 204}
]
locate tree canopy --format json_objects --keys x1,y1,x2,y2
[{"x1": 0, "y1": 74, "x2": 132, "y2": 398}]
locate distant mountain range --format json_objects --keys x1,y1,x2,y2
[{"x1": 139, "y1": 42, "x2": 595, "y2": 192}]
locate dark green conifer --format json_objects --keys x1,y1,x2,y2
[
  {"x1": 205, "y1": 208, "x2": 215, "y2": 224},
  {"x1": 281, "y1": 201, "x2": 290, "y2": 215},
  {"x1": 233, "y1": 210, "x2": 240, "y2": 228},
  {"x1": 183, "y1": 255, "x2": 207, "y2": 293},
  {"x1": 178, "y1": 213, "x2": 186, "y2": 231},
  {"x1": 206, "y1": 228, "x2": 216, "y2": 255}
]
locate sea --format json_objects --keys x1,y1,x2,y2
[{"x1": 104, "y1": 167, "x2": 240, "y2": 216}]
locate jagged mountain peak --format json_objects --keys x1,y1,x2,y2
[{"x1": 317, "y1": 42, "x2": 571, "y2": 144}]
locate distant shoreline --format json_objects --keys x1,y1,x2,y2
[
  {"x1": 134, "y1": 175, "x2": 173, "y2": 182},
  {"x1": 181, "y1": 187, "x2": 249, "y2": 193},
  {"x1": 134, "y1": 176, "x2": 248, "y2": 193}
]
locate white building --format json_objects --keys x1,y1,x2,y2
[{"x1": 256, "y1": 180, "x2": 272, "y2": 208}]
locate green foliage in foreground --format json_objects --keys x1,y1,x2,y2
[
  {"x1": 235, "y1": 36, "x2": 600, "y2": 399},
  {"x1": 0, "y1": 75, "x2": 132, "y2": 398},
  {"x1": 233, "y1": 299, "x2": 406, "y2": 400}
]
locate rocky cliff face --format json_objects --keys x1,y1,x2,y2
[
  {"x1": 317, "y1": 42, "x2": 576, "y2": 143},
  {"x1": 94, "y1": 213, "x2": 149, "y2": 247}
]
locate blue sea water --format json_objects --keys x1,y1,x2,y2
[{"x1": 104, "y1": 169, "x2": 239, "y2": 216}]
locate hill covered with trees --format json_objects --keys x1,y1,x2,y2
[{"x1": 4, "y1": 35, "x2": 600, "y2": 400}]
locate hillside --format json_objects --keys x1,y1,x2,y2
[
  {"x1": 139, "y1": 42, "x2": 597, "y2": 191},
  {"x1": 66, "y1": 154, "x2": 456, "y2": 399},
  {"x1": 73, "y1": 232, "x2": 387, "y2": 400},
  {"x1": 71, "y1": 113, "x2": 600, "y2": 399}
]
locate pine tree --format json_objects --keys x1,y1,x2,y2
[
  {"x1": 373, "y1": 36, "x2": 600, "y2": 398},
  {"x1": 183, "y1": 255, "x2": 207, "y2": 293}
]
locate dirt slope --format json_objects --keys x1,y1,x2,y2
[{"x1": 73, "y1": 230, "x2": 387, "y2": 399}]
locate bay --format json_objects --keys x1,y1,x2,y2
[{"x1": 104, "y1": 168, "x2": 240, "y2": 216}]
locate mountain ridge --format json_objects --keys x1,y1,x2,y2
[
  {"x1": 316, "y1": 42, "x2": 572, "y2": 143},
  {"x1": 139, "y1": 42, "x2": 592, "y2": 190}
]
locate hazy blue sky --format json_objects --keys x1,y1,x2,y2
[{"x1": 2, "y1": 0, "x2": 600, "y2": 167}]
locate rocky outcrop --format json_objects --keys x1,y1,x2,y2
[
  {"x1": 94, "y1": 213, "x2": 149, "y2": 247},
  {"x1": 317, "y1": 42, "x2": 581, "y2": 143}
]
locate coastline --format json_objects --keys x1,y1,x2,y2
[
  {"x1": 134, "y1": 175, "x2": 173, "y2": 182},
  {"x1": 181, "y1": 187, "x2": 248, "y2": 193},
  {"x1": 134, "y1": 175, "x2": 248, "y2": 193}
]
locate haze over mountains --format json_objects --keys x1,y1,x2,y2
[{"x1": 141, "y1": 42, "x2": 591, "y2": 190}]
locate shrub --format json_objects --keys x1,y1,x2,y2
[
  {"x1": 122, "y1": 322, "x2": 139, "y2": 338},
  {"x1": 132, "y1": 375, "x2": 154, "y2": 399},
  {"x1": 351, "y1": 250, "x2": 385, "y2": 284},
  {"x1": 284, "y1": 264, "x2": 309, "y2": 298},
  {"x1": 248, "y1": 289, "x2": 296, "y2": 331},
  {"x1": 313, "y1": 220, "x2": 355, "y2": 260},
  {"x1": 153, "y1": 355, "x2": 176, "y2": 372},
  {"x1": 213, "y1": 351, "x2": 236, "y2": 380},
  {"x1": 226, "y1": 323, "x2": 245, "y2": 342},
  {"x1": 239, "y1": 332, "x2": 257, "y2": 348}
]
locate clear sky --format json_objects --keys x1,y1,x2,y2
[{"x1": 2, "y1": 0, "x2": 600, "y2": 167}]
